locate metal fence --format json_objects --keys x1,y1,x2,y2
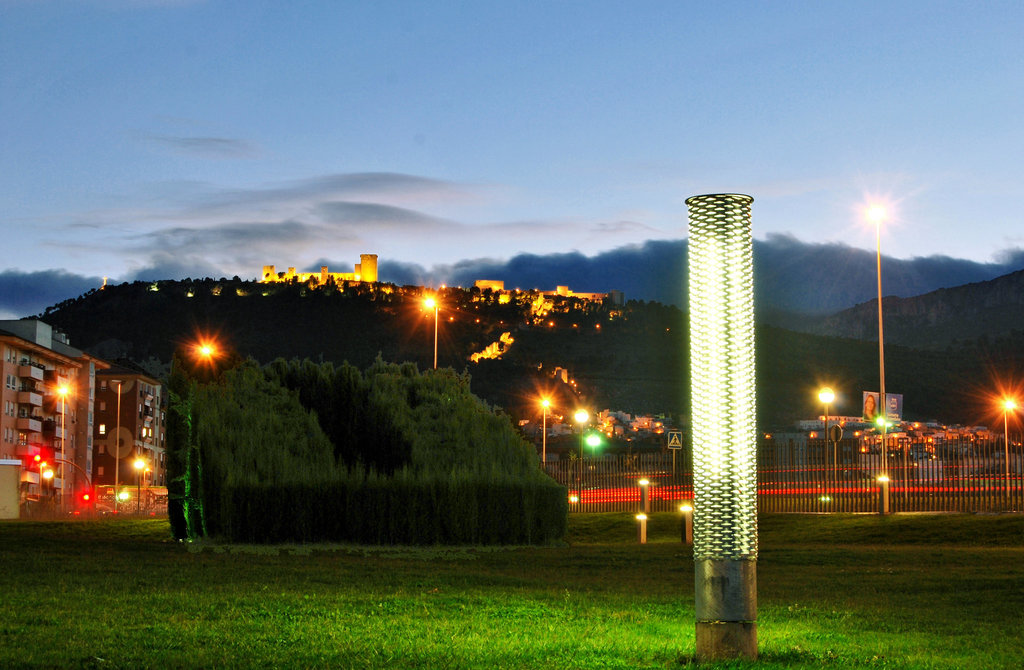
[{"x1": 544, "y1": 435, "x2": 1024, "y2": 514}]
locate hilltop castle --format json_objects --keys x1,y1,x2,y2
[{"x1": 260, "y1": 254, "x2": 378, "y2": 284}]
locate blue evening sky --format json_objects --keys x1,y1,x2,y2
[{"x1": 2, "y1": 0, "x2": 1023, "y2": 287}]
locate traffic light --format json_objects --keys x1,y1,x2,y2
[
  {"x1": 584, "y1": 431, "x2": 602, "y2": 451},
  {"x1": 30, "y1": 447, "x2": 55, "y2": 469},
  {"x1": 79, "y1": 489, "x2": 94, "y2": 508}
]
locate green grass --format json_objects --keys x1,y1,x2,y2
[{"x1": 2, "y1": 513, "x2": 1023, "y2": 669}]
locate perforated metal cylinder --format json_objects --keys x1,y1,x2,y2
[
  {"x1": 687, "y1": 193, "x2": 758, "y2": 561},
  {"x1": 687, "y1": 193, "x2": 757, "y2": 661}
]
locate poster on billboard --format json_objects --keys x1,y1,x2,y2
[{"x1": 862, "y1": 392, "x2": 903, "y2": 423}]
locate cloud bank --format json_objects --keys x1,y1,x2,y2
[{"x1": 8, "y1": 229, "x2": 1024, "y2": 322}]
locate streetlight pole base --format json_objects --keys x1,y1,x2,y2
[
  {"x1": 696, "y1": 621, "x2": 757, "y2": 662},
  {"x1": 694, "y1": 559, "x2": 757, "y2": 662}
]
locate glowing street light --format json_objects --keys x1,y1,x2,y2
[
  {"x1": 56, "y1": 384, "x2": 70, "y2": 511},
  {"x1": 111, "y1": 378, "x2": 122, "y2": 514},
  {"x1": 1003, "y1": 398, "x2": 1018, "y2": 498},
  {"x1": 680, "y1": 503, "x2": 694, "y2": 545},
  {"x1": 540, "y1": 398, "x2": 550, "y2": 465},
  {"x1": 638, "y1": 478, "x2": 650, "y2": 514},
  {"x1": 687, "y1": 193, "x2": 758, "y2": 661},
  {"x1": 424, "y1": 297, "x2": 439, "y2": 369},
  {"x1": 192, "y1": 337, "x2": 220, "y2": 366},
  {"x1": 574, "y1": 409, "x2": 589, "y2": 506},
  {"x1": 868, "y1": 204, "x2": 891, "y2": 498},
  {"x1": 818, "y1": 387, "x2": 835, "y2": 486},
  {"x1": 134, "y1": 457, "x2": 146, "y2": 514}
]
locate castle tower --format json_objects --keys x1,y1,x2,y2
[
  {"x1": 359, "y1": 254, "x2": 378, "y2": 282},
  {"x1": 261, "y1": 265, "x2": 277, "y2": 281}
]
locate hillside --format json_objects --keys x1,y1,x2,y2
[
  {"x1": 810, "y1": 268, "x2": 1024, "y2": 347},
  {"x1": 36, "y1": 277, "x2": 1024, "y2": 428}
]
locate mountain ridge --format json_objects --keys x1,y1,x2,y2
[{"x1": 807, "y1": 267, "x2": 1024, "y2": 347}]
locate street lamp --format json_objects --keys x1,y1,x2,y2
[
  {"x1": 111, "y1": 379, "x2": 122, "y2": 514},
  {"x1": 424, "y1": 297, "x2": 439, "y2": 369},
  {"x1": 818, "y1": 387, "x2": 835, "y2": 486},
  {"x1": 195, "y1": 340, "x2": 218, "y2": 362},
  {"x1": 56, "y1": 384, "x2": 70, "y2": 512},
  {"x1": 540, "y1": 398, "x2": 550, "y2": 465},
  {"x1": 42, "y1": 465, "x2": 54, "y2": 503},
  {"x1": 134, "y1": 457, "x2": 145, "y2": 514},
  {"x1": 1003, "y1": 399, "x2": 1018, "y2": 498},
  {"x1": 574, "y1": 409, "x2": 589, "y2": 505},
  {"x1": 868, "y1": 205, "x2": 890, "y2": 494}
]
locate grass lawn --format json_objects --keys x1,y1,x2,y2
[{"x1": 2, "y1": 513, "x2": 1023, "y2": 669}]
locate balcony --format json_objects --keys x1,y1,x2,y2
[
  {"x1": 17, "y1": 416, "x2": 43, "y2": 433},
  {"x1": 44, "y1": 374, "x2": 71, "y2": 395},
  {"x1": 18, "y1": 365, "x2": 44, "y2": 382},
  {"x1": 42, "y1": 420, "x2": 67, "y2": 440},
  {"x1": 18, "y1": 390, "x2": 43, "y2": 407}
]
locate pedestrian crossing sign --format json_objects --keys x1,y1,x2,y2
[{"x1": 667, "y1": 431, "x2": 683, "y2": 449}]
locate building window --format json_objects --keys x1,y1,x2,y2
[
  {"x1": 99, "y1": 401, "x2": 106, "y2": 411},
  {"x1": 97, "y1": 466, "x2": 104, "y2": 476},
  {"x1": 98, "y1": 424, "x2": 106, "y2": 436},
  {"x1": 100, "y1": 380, "x2": 107, "y2": 390}
]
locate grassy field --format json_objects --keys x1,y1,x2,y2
[{"x1": 2, "y1": 513, "x2": 1023, "y2": 669}]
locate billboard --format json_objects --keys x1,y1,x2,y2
[{"x1": 862, "y1": 392, "x2": 903, "y2": 423}]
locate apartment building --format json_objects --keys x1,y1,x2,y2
[
  {"x1": 0, "y1": 320, "x2": 108, "y2": 504},
  {"x1": 93, "y1": 364, "x2": 167, "y2": 492}
]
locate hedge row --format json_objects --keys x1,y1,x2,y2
[{"x1": 218, "y1": 478, "x2": 568, "y2": 545}]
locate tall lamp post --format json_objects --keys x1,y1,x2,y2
[
  {"x1": 574, "y1": 409, "x2": 589, "y2": 506},
  {"x1": 111, "y1": 379, "x2": 122, "y2": 514},
  {"x1": 56, "y1": 384, "x2": 70, "y2": 512},
  {"x1": 423, "y1": 297, "x2": 439, "y2": 369},
  {"x1": 818, "y1": 387, "x2": 835, "y2": 486},
  {"x1": 540, "y1": 398, "x2": 550, "y2": 465},
  {"x1": 134, "y1": 457, "x2": 145, "y2": 514},
  {"x1": 1004, "y1": 399, "x2": 1018, "y2": 499},
  {"x1": 869, "y1": 205, "x2": 891, "y2": 512}
]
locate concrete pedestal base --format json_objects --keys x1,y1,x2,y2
[
  {"x1": 696, "y1": 621, "x2": 757, "y2": 662},
  {"x1": 694, "y1": 558, "x2": 757, "y2": 662}
]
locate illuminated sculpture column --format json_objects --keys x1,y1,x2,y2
[{"x1": 687, "y1": 193, "x2": 757, "y2": 661}]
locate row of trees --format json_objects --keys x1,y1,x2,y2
[{"x1": 167, "y1": 356, "x2": 567, "y2": 544}]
